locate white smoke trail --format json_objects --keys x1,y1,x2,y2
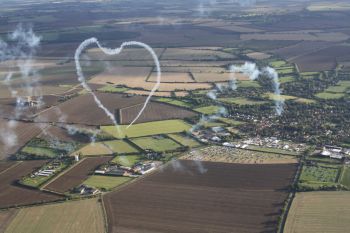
[
  {"x1": 230, "y1": 62, "x2": 285, "y2": 115},
  {"x1": 263, "y1": 67, "x2": 284, "y2": 116},
  {"x1": 74, "y1": 38, "x2": 161, "y2": 134}
]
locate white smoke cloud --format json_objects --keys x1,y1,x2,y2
[
  {"x1": 74, "y1": 38, "x2": 162, "y2": 135},
  {"x1": 230, "y1": 62, "x2": 285, "y2": 115}
]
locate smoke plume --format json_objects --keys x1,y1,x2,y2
[{"x1": 74, "y1": 38, "x2": 162, "y2": 135}]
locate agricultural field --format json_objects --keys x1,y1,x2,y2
[
  {"x1": 111, "y1": 155, "x2": 142, "y2": 167},
  {"x1": 83, "y1": 176, "x2": 132, "y2": 191},
  {"x1": 44, "y1": 156, "x2": 112, "y2": 194},
  {"x1": 167, "y1": 133, "x2": 201, "y2": 148},
  {"x1": 0, "y1": 209, "x2": 18, "y2": 233},
  {"x1": 194, "y1": 105, "x2": 222, "y2": 115},
  {"x1": 118, "y1": 101, "x2": 196, "y2": 125},
  {"x1": 3, "y1": 198, "x2": 105, "y2": 233},
  {"x1": 131, "y1": 136, "x2": 183, "y2": 152},
  {"x1": 103, "y1": 160, "x2": 296, "y2": 233},
  {"x1": 284, "y1": 192, "x2": 350, "y2": 233},
  {"x1": 181, "y1": 146, "x2": 298, "y2": 164},
  {"x1": 75, "y1": 142, "x2": 113, "y2": 157},
  {"x1": 155, "y1": 98, "x2": 193, "y2": 108},
  {"x1": 298, "y1": 163, "x2": 340, "y2": 190},
  {"x1": 104, "y1": 140, "x2": 139, "y2": 154},
  {"x1": 340, "y1": 166, "x2": 350, "y2": 189},
  {"x1": 147, "y1": 72, "x2": 194, "y2": 83},
  {"x1": 101, "y1": 119, "x2": 191, "y2": 139},
  {"x1": 0, "y1": 160, "x2": 62, "y2": 208}
]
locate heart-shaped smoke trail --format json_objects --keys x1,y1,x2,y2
[{"x1": 75, "y1": 38, "x2": 161, "y2": 132}]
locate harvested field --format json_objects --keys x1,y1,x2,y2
[
  {"x1": 0, "y1": 209, "x2": 18, "y2": 233},
  {"x1": 38, "y1": 92, "x2": 195, "y2": 127},
  {"x1": 284, "y1": 192, "x2": 350, "y2": 233},
  {"x1": 4, "y1": 198, "x2": 105, "y2": 233},
  {"x1": 241, "y1": 32, "x2": 349, "y2": 42},
  {"x1": 76, "y1": 143, "x2": 113, "y2": 156},
  {"x1": 0, "y1": 160, "x2": 62, "y2": 209},
  {"x1": 193, "y1": 72, "x2": 248, "y2": 82},
  {"x1": 36, "y1": 93, "x2": 146, "y2": 125},
  {"x1": 161, "y1": 48, "x2": 236, "y2": 61},
  {"x1": 87, "y1": 47, "x2": 164, "y2": 61},
  {"x1": 101, "y1": 119, "x2": 191, "y2": 139},
  {"x1": 88, "y1": 66, "x2": 151, "y2": 85},
  {"x1": 160, "y1": 66, "x2": 228, "y2": 73},
  {"x1": 246, "y1": 52, "x2": 271, "y2": 60},
  {"x1": 118, "y1": 101, "x2": 197, "y2": 125},
  {"x1": 147, "y1": 72, "x2": 194, "y2": 83},
  {"x1": 0, "y1": 119, "x2": 44, "y2": 159},
  {"x1": 125, "y1": 90, "x2": 189, "y2": 97},
  {"x1": 290, "y1": 45, "x2": 350, "y2": 72},
  {"x1": 44, "y1": 156, "x2": 112, "y2": 194},
  {"x1": 181, "y1": 146, "x2": 297, "y2": 164},
  {"x1": 104, "y1": 160, "x2": 297, "y2": 233}
]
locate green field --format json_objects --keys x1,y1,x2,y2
[
  {"x1": 101, "y1": 120, "x2": 191, "y2": 139},
  {"x1": 111, "y1": 155, "x2": 142, "y2": 167},
  {"x1": 76, "y1": 142, "x2": 113, "y2": 156},
  {"x1": 299, "y1": 164, "x2": 340, "y2": 189},
  {"x1": 270, "y1": 60, "x2": 286, "y2": 68},
  {"x1": 131, "y1": 136, "x2": 183, "y2": 152},
  {"x1": 98, "y1": 85, "x2": 129, "y2": 93},
  {"x1": 218, "y1": 118, "x2": 245, "y2": 126},
  {"x1": 218, "y1": 97, "x2": 266, "y2": 105},
  {"x1": 167, "y1": 134, "x2": 201, "y2": 147},
  {"x1": 315, "y1": 92, "x2": 345, "y2": 100},
  {"x1": 104, "y1": 140, "x2": 139, "y2": 154},
  {"x1": 279, "y1": 76, "x2": 295, "y2": 83},
  {"x1": 340, "y1": 166, "x2": 350, "y2": 188},
  {"x1": 83, "y1": 175, "x2": 132, "y2": 191},
  {"x1": 156, "y1": 98, "x2": 192, "y2": 108},
  {"x1": 22, "y1": 146, "x2": 58, "y2": 158},
  {"x1": 194, "y1": 105, "x2": 222, "y2": 114},
  {"x1": 238, "y1": 80, "x2": 260, "y2": 88}
]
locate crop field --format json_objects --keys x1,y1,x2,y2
[
  {"x1": 98, "y1": 85, "x2": 129, "y2": 93},
  {"x1": 4, "y1": 198, "x2": 105, "y2": 233},
  {"x1": 193, "y1": 72, "x2": 247, "y2": 83},
  {"x1": 167, "y1": 133, "x2": 201, "y2": 147},
  {"x1": 36, "y1": 93, "x2": 146, "y2": 125},
  {"x1": 194, "y1": 105, "x2": 222, "y2": 114},
  {"x1": 284, "y1": 192, "x2": 350, "y2": 233},
  {"x1": 44, "y1": 156, "x2": 112, "y2": 194},
  {"x1": 111, "y1": 155, "x2": 142, "y2": 167},
  {"x1": 104, "y1": 140, "x2": 139, "y2": 154},
  {"x1": 0, "y1": 161, "x2": 16, "y2": 173},
  {"x1": 101, "y1": 119, "x2": 191, "y2": 139},
  {"x1": 315, "y1": 92, "x2": 345, "y2": 100},
  {"x1": 0, "y1": 120, "x2": 44, "y2": 158},
  {"x1": 181, "y1": 146, "x2": 298, "y2": 164},
  {"x1": 155, "y1": 98, "x2": 192, "y2": 108},
  {"x1": 0, "y1": 160, "x2": 62, "y2": 208},
  {"x1": 103, "y1": 160, "x2": 296, "y2": 233},
  {"x1": 147, "y1": 72, "x2": 194, "y2": 83},
  {"x1": 0, "y1": 209, "x2": 18, "y2": 233},
  {"x1": 83, "y1": 176, "x2": 132, "y2": 191},
  {"x1": 21, "y1": 146, "x2": 58, "y2": 158},
  {"x1": 340, "y1": 166, "x2": 350, "y2": 188},
  {"x1": 161, "y1": 48, "x2": 236, "y2": 61},
  {"x1": 131, "y1": 136, "x2": 183, "y2": 152},
  {"x1": 118, "y1": 101, "x2": 196, "y2": 125},
  {"x1": 76, "y1": 142, "x2": 113, "y2": 156},
  {"x1": 298, "y1": 163, "x2": 340, "y2": 189}
]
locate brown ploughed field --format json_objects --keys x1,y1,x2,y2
[
  {"x1": 0, "y1": 160, "x2": 62, "y2": 209},
  {"x1": 103, "y1": 160, "x2": 297, "y2": 233}
]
